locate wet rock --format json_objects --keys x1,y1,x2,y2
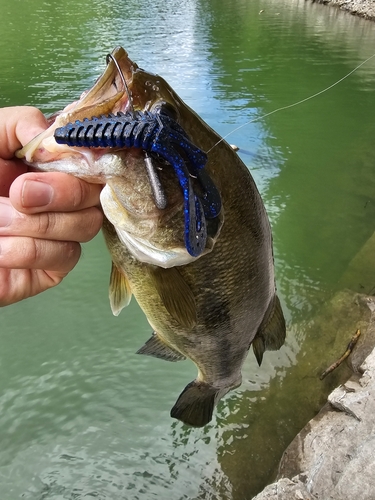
[
  {"x1": 252, "y1": 230, "x2": 375, "y2": 499},
  {"x1": 313, "y1": 0, "x2": 375, "y2": 21},
  {"x1": 218, "y1": 290, "x2": 375, "y2": 499},
  {"x1": 253, "y1": 478, "x2": 312, "y2": 500},
  {"x1": 254, "y1": 342, "x2": 375, "y2": 500}
]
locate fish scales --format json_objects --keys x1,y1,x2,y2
[{"x1": 17, "y1": 47, "x2": 286, "y2": 427}]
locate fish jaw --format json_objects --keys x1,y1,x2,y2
[
  {"x1": 101, "y1": 184, "x2": 198, "y2": 268},
  {"x1": 16, "y1": 48, "x2": 134, "y2": 165},
  {"x1": 16, "y1": 47, "x2": 221, "y2": 267},
  {"x1": 112, "y1": 226, "x2": 201, "y2": 268},
  {"x1": 22, "y1": 149, "x2": 135, "y2": 185}
]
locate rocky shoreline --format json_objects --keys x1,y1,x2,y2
[
  {"x1": 254, "y1": 291, "x2": 375, "y2": 500},
  {"x1": 246, "y1": 2, "x2": 375, "y2": 498},
  {"x1": 313, "y1": 0, "x2": 375, "y2": 21},
  {"x1": 251, "y1": 4, "x2": 375, "y2": 497}
]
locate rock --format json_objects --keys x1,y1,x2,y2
[
  {"x1": 218, "y1": 291, "x2": 375, "y2": 499},
  {"x1": 252, "y1": 232, "x2": 375, "y2": 499},
  {"x1": 254, "y1": 346, "x2": 375, "y2": 500},
  {"x1": 254, "y1": 478, "x2": 312, "y2": 500},
  {"x1": 313, "y1": 0, "x2": 375, "y2": 21}
]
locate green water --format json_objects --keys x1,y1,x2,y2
[{"x1": 1, "y1": 0, "x2": 375, "y2": 498}]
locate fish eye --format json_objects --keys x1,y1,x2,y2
[{"x1": 151, "y1": 101, "x2": 179, "y2": 121}]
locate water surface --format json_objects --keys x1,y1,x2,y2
[{"x1": 1, "y1": 0, "x2": 375, "y2": 498}]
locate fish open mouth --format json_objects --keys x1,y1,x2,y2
[
  {"x1": 17, "y1": 47, "x2": 223, "y2": 259},
  {"x1": 50, "y1": 48, "x2": 223, "y2": 258},
  {"x1": 75, "y1": 47, "x2": 135, "y2": 119},
  {"x1": 16, "y1": 47, "x2": 135, "y2": 161}
]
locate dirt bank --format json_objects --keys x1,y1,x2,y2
[{"x1": 314, "y1": 0, "x2": 375, "y2": 21}]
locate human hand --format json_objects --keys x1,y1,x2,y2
[{"x1": 0, "y1": 106, "x2": 103, "y2": 306}]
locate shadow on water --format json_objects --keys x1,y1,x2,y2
[{"x1": 1, "y1": 0, "x2": 375, "y2": 498}]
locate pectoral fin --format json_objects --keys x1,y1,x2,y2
[
  {"x1": 252, "y1": 294, "x2": 286, "y2": 366},
  {"x1": 149, "y1": 267, "x2": 197, "y2": 328},
  {"x1": 109, "y1": 263, "x2": 132, "y2": 316},
  {"x1": 137, "y1": 332, "x2": 186, "y2": 362}
]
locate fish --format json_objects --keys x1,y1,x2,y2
[{"x1": 17, "y1": 47, "x2": 286, "y2": 427}]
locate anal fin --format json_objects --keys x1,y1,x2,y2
[{"x1": 136, "y1": 332, "x2": 186, "y2": 362}]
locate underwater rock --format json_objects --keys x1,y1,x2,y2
[
  {"x1": 254, "y1": 295, "x2": 375, "y2": 500},
  {"x1": 338, "y1": 231, "x2": 375, "y2": 295}
]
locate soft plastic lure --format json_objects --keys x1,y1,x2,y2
[{"x1": 54, "y1": 110, "x2": 222, "y2": 257}]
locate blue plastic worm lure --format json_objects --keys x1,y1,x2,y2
[{"x1": 54, "y1": 110, "x2": 222, "y2": 257}]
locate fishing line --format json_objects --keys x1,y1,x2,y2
[{"x1": 207, "y1": 52, "x2": 375, "y2": 154}]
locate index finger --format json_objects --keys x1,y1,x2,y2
[
  {"x1": 9, "y1": 172, "x2": 103, "y2": 214},
  {"x1": 0, "y1": 106, "x2": 48, "y2": 159}
]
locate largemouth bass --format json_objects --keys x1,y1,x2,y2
[{"x1": 17, "y1": 47, "x2": 286, "y2": 427}]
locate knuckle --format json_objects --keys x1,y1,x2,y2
[
  {"x1": 62, "y1": 241, "x2": 81, "y2": 269},
  {"x1": 66, "y1": 240, "x2": 79, "y2": 258},
  {"x1": 0, "y1": 236, "x2": 81, "y2": 277},
  {"x1": 36, "y1": 212, "x2": 55, "y2": 236},
  {"x1": 30, "y1": 239, "x2": 80, "y2": 272},
  {"x1": 0, "y1": 280, "x2": 11, "y2": 306},
  {"x1": 72, "y1": 179, "x2": 88, "y2": 208},
  {"x1": 27, "y1": 237, "x2": 41, "y2": 263},
  {"x1": 54, "y1": 241, "x2": 81, "y2": 272},
  {"x1": 80, "y1": 208, "x2": 103, "y2": 242}
]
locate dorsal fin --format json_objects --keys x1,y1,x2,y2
[{"x1": 252, "y1": 294, "x2": 286, "y2": 366}]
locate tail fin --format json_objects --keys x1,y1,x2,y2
[{"x1": 170, "y1": 381, "x2": 219, "y2": 427}]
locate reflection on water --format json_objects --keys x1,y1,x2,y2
[{"x1": 1, "y1": 0, "x2": 375, "y2": 498}]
